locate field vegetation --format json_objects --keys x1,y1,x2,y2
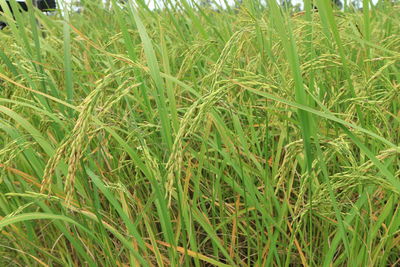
[{"x1": 0, "y1": 0, "x2": 400, "y2": 265}]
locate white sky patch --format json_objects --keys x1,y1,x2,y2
[
  {"x1": 61, "y1": 0, "x2": 379, "y2": 10},
  {"x1": 138, "y1": 0, "x2": 379, "y2": 9}
]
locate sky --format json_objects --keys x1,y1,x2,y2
[
  {"x1": 60, "y1": 0, "x2": 379, "y2": 10},
  {"x1": 144, "y1": 0, "x2": 379, "y2": 9}
]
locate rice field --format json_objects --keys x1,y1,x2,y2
[{"x1": 0, "y1": 0, "x2": 400, "y2": 266}]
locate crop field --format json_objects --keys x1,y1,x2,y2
[{"x1": 0, "y1": 0, "x2": 399, "y2": 266}]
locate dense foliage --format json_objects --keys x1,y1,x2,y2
[{"x1": 0, "y1": 0, "x2": 399, "y2": 266}]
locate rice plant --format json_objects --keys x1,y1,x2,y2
[{"x1": 0, "y1": 0, "x2": 399, "y2": 266}]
